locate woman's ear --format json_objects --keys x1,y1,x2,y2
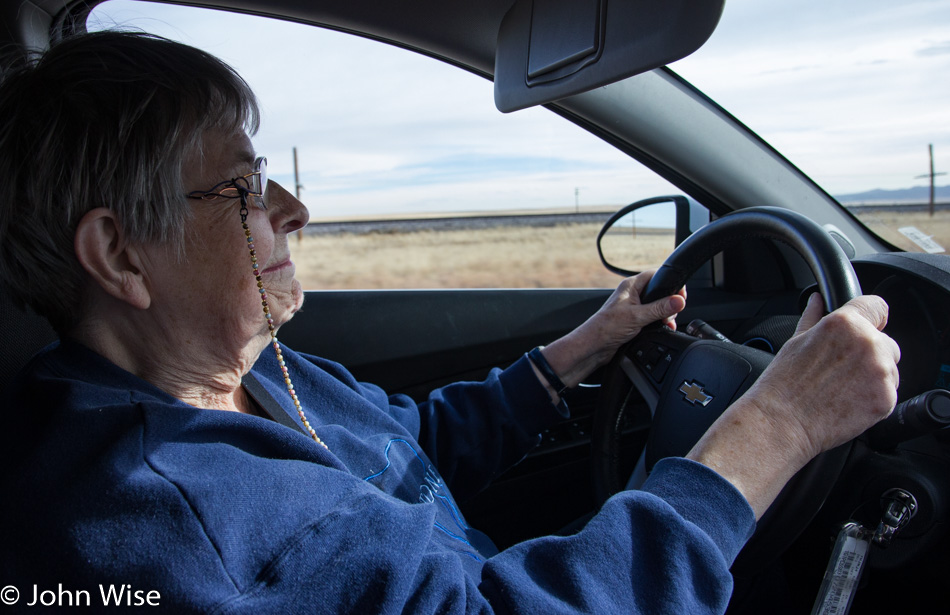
[{"x1": 74, "y1": 207, "x2": 151, "y2": 310}]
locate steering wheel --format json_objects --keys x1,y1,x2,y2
[{"x1": 591, "y1": 206, "x2": 861, "y2": 572}]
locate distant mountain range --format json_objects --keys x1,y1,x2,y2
[{"x1": 836, "y1": 185, "x2": 950, "y2": 203}]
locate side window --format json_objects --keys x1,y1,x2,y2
[{"x1": 88, "y1": 1, "x2": 679, "y2": 289}]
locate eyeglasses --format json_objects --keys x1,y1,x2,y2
[{"x1": 186, "y1": 156, "x2": 268, "y2": 211}]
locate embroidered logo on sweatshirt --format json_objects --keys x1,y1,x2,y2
[
  {"x1": 363, "y1": 439, "x2": 478, "y2": 559},
  {"x1": 363, "y1": 438, "x2": 446, "y2": 505}
]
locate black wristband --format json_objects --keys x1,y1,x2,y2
[{"x1": 527, "y1": 346, "x2": 570, "y2": 396}]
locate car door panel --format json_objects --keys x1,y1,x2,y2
[{"x1": 280, "y1": 288, "x2": 614, "y2": 396}]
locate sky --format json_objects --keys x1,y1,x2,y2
[
  {"x1": 673, "y1": 0, "x2": 950, "y2": 197},
  {"x1": 87, "y1": 0, "x2": 950, "y2": 219}
]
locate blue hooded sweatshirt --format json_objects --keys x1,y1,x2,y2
[{"x1": 0, "y1": 339, "x2": 754, "y2": 613}]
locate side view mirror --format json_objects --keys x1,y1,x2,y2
[{"x1": 596, "y1": 195, "x2": 709, "y2": 276}]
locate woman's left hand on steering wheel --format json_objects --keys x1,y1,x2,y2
[{"x1": 536, "y1": 271, "x2": 686, "y2": 397}]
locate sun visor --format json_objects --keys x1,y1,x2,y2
[{"x1": 494, "y1": 0, "x2": 725, "y2": 113}]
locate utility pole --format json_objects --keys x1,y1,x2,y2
[
  {"x1": 574, "y1": 187, "x2": 579, "y2": 214},
  {"x1": 915, "y1": 144, "x2": 946, "y2": 216},
  {"x1": 293, "y1": 147, "x2": 304, "y2": 241}
]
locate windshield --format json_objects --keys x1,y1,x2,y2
[{"x1": 671, "y1": 0, "x2": 950, "y2": 254}]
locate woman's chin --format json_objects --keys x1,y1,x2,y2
[
  {"x1": 261, "y1": 279, "x2": 305, "y2": 330},
  {"x1": 289, "y1": 279, "x2": 304, "y2": 314}
]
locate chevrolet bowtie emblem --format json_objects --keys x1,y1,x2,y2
[{"x1": 679, "y1": 381, "x2": 713, "y2": 406}]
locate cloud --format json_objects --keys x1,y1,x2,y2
[
  {"x1": 917, "y1": 41, "x2": 950, "y2": 56},
  {"x1": 90, "y1": 0, "x2": 950, "y2": 210},
  {"x1": 671, "y1": 0, "x2": 950, "y2": 194}
]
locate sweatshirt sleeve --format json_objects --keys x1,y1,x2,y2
[
  {"x1": 215, "y1": 457, "x2": 754, "y2": 615},
  {"x1": 480, "y1": 458, "x2": 755, "y2": 613},
  {"x1": 409, "y1": 354, "x2": 566, "y2": 501}
]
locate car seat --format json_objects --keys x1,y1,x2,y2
[{"x1": 0, "y1": 286, "x2": 57, "y2": 393}]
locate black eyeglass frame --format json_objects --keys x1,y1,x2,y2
[{"x1": 185, "y1": 156, "x2": 268, "y2": 219}]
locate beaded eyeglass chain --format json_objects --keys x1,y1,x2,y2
[
  {"x1": 240, "y1": 186, "x2": 330, "y2": 450},
  {"x1": 240, "y1": 199, "x2": 329, "y2": 450},
  {"x1": 187, "y1": 157, "x2": 329, "y2": 450}
]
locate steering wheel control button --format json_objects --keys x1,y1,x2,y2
[
  {"x1": 634, "y1": 342, "x2": 677, "y2": 383},
  {"x1": 678, "y1": 381, "x2": 713, "y2": 406},
  {"x1": 651, "y1": 351, "x2": 674, "y2": 382},
  {"x1": 643, "y1": 344, "x2": 663, "y2": 368}
]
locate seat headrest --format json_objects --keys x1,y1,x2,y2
[{"x1": 0, "y1": 289, "x2": 57, "y2": 394}]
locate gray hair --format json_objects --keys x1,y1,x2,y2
[{"x1": 0, "y1": 30, "x2": 260, "y2": 333}]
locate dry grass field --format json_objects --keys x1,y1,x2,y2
[
  {"x1": 850, "y1": 208, "x2": 950, "y2": 253},
  {"x1": 292, "y1": 209, "x2": 950, "y2": 291},
  {"x1": 293, "y1": 222, "x2": 675, "y2": 290}
]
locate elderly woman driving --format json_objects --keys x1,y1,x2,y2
[{"x1": 0, "y1": 32, "x2": 899, "y2": 613}]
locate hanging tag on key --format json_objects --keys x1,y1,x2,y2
[{"x1": 810, "y1": 522, "x2": 871, "y2": 615}]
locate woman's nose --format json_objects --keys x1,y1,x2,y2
[{"x1": 266, "y1": 180, "x2": 310, "y2": 233}]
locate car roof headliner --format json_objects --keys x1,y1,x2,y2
[{"x1": 4, "y1": 0, "x2": 512, "y2": 76}]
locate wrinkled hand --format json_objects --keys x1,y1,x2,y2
[
  {"x1": 539, "y1": 270, "x2": 686, "y2": 392},
  {"x1": 746, "y1": 293, "x2": 900, "y2": 462},
  {"x1": 587, "y1": 270, "x2": 688, "y2": 349},
  {"x1": 688, "y1": 293, "x2": 900, "y2": 518}
]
